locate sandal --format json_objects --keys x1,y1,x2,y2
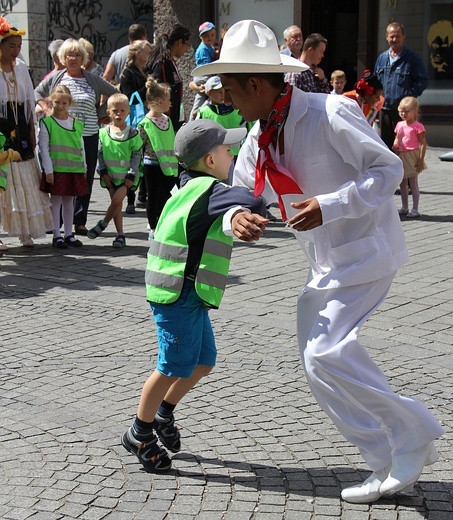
[
  {"x1": 112, "y1": 235, "x2": 126, "y2": 248},
  {"x1": 87, "y1": 220, "x2": 107, "y2": 239},
  {"x1": 121, "y1": 428, "x2": 171, "y2": 473},
  {"x1": 406, "y1": 210, "x2": 420, "y2": 218}
]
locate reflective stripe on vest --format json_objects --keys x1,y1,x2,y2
[
  {"x1": 145, "y1": 176, "x2": 233, "y2": 308},
  {"x1": 41, "y1": 117, "x2": 84, "y2": 173},
  {"x1": 138, "y1": 117, "x2": 178, "y2": 177}
]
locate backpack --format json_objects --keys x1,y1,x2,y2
[{"x1": 126, "y1": 91, "x2": 145, "y2": 128}]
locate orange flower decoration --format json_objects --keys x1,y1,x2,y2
[
  {"x1": 0, "y1": 16, "x2": 25, "y2": 39},
  {"x1": 0, "y1": 17, "x2": 12, "y2": 36}
]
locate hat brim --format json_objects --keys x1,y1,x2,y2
[
  {"x1": 193, "y1": 55, "x2": 309, "y2": 76},
  {"x1": 222, "y1": 127, "x2": 247, "y2": 145}
]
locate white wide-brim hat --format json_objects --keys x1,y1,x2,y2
[{"x1": 193, "y1": 19, "x2": 309, "y2": 75}]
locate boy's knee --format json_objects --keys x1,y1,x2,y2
[{"x1": 197, "y1": 365, "x2": 213, "y2": 377}]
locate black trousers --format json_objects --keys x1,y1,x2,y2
[
  {"x1": 143, "y1": 163, "x2": 176, "y2": 229},
  {"x1": 74, "y1": 133, "x2": 99, "y2": 227},
  {"x1": 380, "y1": 109, "x2": 401, "y2": 150}
]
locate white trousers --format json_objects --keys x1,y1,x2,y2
[{"x1": 297, "y1": 272, "x2": 444, "y2": 471}]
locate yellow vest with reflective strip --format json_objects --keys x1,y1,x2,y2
[
  {"x1": 145, "y1": 176, "x2": 233, "y2": 308},
  {"x1": 99, "y1": 126, "x2": 143, "y2": 185},
  {"x1": 41, "y1": 116, "x2": 84, "y2": 173},
  {"x1": 138, "y1": 117, "x2": 178, "y2": 177}
]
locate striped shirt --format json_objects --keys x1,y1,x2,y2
[{"x1": 60, "y1": 74, "x2": 98, "y2": 136}]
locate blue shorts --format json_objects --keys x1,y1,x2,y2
[{"x1": 151, "y1": 282, "x2": 217, "y2": 378}]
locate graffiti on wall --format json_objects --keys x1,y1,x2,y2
[
  {"x1": 47, "y1": 0, "x2": 152, "y2": 66},
  {"x1": 0, "y1": 0, "x2": 19, "y2": 16}
]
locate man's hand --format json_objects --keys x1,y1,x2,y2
[
  {"x1": 287, "y1": 198, "x2": 322, "y2": 231},
  {"x1": 231, "y1": 211, "x2": 269, "y2": 242}
]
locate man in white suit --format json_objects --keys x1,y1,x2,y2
[{"x1": 193, "y1": 20, "x2": 444, "y2": 504}]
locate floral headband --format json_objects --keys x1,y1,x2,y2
[{"x1": 0, "y1": 17, "x2": 26, "y2": 42}]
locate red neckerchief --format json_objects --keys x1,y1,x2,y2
[{"x1": 254, "y1": 83, "x2": 302, "y2": 220}]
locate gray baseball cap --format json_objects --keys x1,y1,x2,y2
[
  {"x1": 205, "y1": 75, "x2": 222, "y2": 92},
  {"x1": 174, "y1": 119, "x2": 247, "y2": 169}
]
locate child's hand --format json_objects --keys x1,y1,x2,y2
[
  {"x1": 124, "y1": 179, "x2": 133, "y2": 189},
  {"x1": 231, "y1": 211, "x2": 269, "y2": 242},
  {"x1": 415, "y1": 161, "x2": 423, "y2": 174},
  {"x1": 392, "y1": 144, "x2": 400, "y2": 153},
  {"x1": 102, "y1": 174, "x2": 112, "y2": 189},
  {"x1": 46, "y1": 173, "x2": 54, "y2": 185}
]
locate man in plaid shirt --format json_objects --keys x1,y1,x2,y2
[{"x1": 285, "y1": 33, "x2": 330, "y2": 93}]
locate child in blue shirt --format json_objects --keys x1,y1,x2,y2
[{"x1": 189, "y1": 22, "x2": 217, "y2": 120}]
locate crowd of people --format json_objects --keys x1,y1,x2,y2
[{"x1": 0, "y1": 13, "x2": 443, "y2": 509}]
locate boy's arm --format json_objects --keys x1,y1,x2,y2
[
  {"x1": 126, "y1": 147, "x2": 143, "y2": 182},
  {"x1": 38, "y1": 122, "x2": 53, "y2": 174},
  {"x1": 209, "y1": 182, "x2": 269, "y2": 241},
  {"x1": 97, "y1": 138, "x2": 110, "y2": 183}
]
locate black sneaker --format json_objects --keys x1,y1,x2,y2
[
  {"x1": 153, "y1": 412, "x2": 181, "y2": 453},
  {"x1": 125, "y1": 204, "x2": 135, "y2": 214},
  {"x1": 121, "y1": 428, "x2": 172, "y2": 473}
]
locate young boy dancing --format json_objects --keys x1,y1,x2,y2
[
  {"x1": 122, "y1": 119, "x2": 268, "y2": 472},
  {"x1": 87, "y1": 93, "x2": 143, "y2": 248}
]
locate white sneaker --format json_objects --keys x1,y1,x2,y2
[
  {"x1": 148, "y1": 229, "x2": 155, "y2": 240},
  {"x1": 341, "y1": 466, "x2": 414, "y2": 503},
  {"x1": 380, "y1": 441, "x2": 438, "y2": 495}
]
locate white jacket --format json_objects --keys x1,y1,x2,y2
[{"x1": 233, "y1": 87, "x2": 408, "y2": 288}]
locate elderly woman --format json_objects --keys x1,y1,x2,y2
[
  {"x1": 35, "y1": 38, "x2": 118, "y2": 235},
  {"x1": 0, "y1": 16, "x2": 53, "y2": 248},
  {"x1": 79, "y1": 38, "x2": 104, "y2": 76}
]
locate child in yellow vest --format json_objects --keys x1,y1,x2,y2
[
  {"x1": 122, "y1": 119, "x2": 268, "y2": 473},
  {"x1": 39, "y1": 85, "x2": 87, "y2": 249},
  {"x1": 138, "y1": 77, "x2": 179, "y2": 239},
  {"x1": 87, "y1": 93, "x2": 143, "y2": 248},
  {"x1": 196, "y1": 76, "x2": 246, "y2": 183}
]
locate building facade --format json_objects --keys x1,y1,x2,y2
[{"x1": 3, "y1": 0, "x2": 452, "y2": 146}]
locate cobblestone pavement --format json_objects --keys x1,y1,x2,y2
[{"x1": 0, "y1": 147, "x2": 452, "y2": 519}]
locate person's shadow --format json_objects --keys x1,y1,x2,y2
[{"x1": 171, "y1": 453, "x2": 447, "y2": 509}]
